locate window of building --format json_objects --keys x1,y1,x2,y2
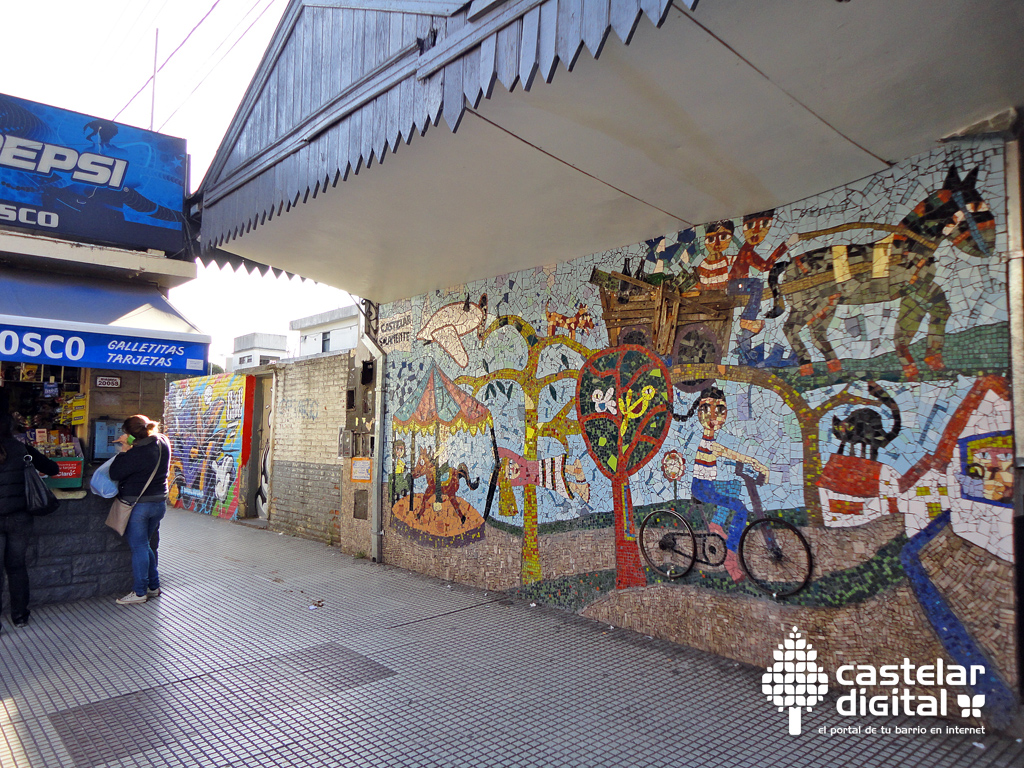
[
  {"x1": 321, "y1": 332, "x2": 331, "y2": 353},
  {"x1": 259, "y1": 356, "x2": 278, "y2": 365},
  {"x1": 238, "y1": 355, "x2": 252, "y2": 364}
]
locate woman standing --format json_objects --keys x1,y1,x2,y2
[
  {"x1": 109, "y1": 415, "x2": 171, "y2": 606},
  {"x1": 0, "y1": 413, "x2": 59, "y2": 631}
]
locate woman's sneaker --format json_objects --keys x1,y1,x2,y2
[
  {"x1": 116, "y1": 592, "x2": 148, "y2": 605},
  {"x1": 147, "y1": 588, "x2": 161, "y2": 597}
]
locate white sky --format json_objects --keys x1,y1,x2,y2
[{"x1": 0, "y1": 0, "x2": 353, "y2": 367}]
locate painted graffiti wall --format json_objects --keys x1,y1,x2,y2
[
  {"x1": 380, "y1": 140, "x2": 1017, "y2": 726},
  {"x1": 164, "y1": 373, "x2": 253, "y2": 520}
]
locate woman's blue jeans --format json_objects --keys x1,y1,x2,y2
[{"x1": 125, "y1": 501, "x2": 165, "y2": 596}]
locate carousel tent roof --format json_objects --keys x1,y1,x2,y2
[{"x1": 393, "y1": 363, "x2": 492, "y2": 434}]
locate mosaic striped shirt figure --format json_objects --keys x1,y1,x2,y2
[
  {"x1": 676, "y1": 386, "x2": 770, "y2": 582},
  {"x1": 696, "y1": 220, "x2": 734, "y2": 291}
]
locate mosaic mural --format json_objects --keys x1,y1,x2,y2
[
  {"x1": 164, "y1": 373, "x2": 253, "y2": 520},
  {"x1": 380, "y1": 140, "x2": 1016, "y2": 724}
]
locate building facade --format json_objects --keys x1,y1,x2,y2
[
  {"x1": 195, "y1": 0, "x2": 1024, "y2": 729},
  {"x1": 291, "y1": 306, "x2": 361, "y2": 357},
  {"x1": 230, "y1": 332, "x2": 288, "y2": 371}
]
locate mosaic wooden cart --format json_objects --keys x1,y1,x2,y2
[{"x1": 589, "y1": 268, "x2": 737, "y2": 389}]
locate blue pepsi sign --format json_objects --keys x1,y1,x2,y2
[
  {"x1": 0, "y1": 322, "x2": 207, "y2": 375},
  {"x1": 0, "y1": 93, "x2": 186, "y2": 253}
]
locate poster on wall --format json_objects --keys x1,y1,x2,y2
[
  {"x1": 351, "y1": 457, "x2": 372, "y2": 483},
  {"x1": 0, "y1": 92, "x2": 186, "y2": 253}
]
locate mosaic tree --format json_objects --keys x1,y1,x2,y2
[
  {"x1": 456, "y1": 315, "x2": 590, "y2": 584},
  {"x1": 576, "y1": 345, "x2": 673, "y2": 589}
]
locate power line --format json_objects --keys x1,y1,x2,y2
[
  {"x1": 117, "y1": 0, "x2": 163, "y2": 49},
  {"x1": 113, "y1": 0, "x2": 225, "y2": 122},
  {"x1": 197, "y1": 0, "x2": 269, "y2": 69},
  {"x1": 158, "y1": 0, "x2": 282, "y2": 132}
]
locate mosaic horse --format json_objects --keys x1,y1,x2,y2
[
  {"x1": 766, "y1": 166, "x2": 996, "y2": 378},
  {"x1": 412, "y1": 447, "x2": 479, "y2": 523}
]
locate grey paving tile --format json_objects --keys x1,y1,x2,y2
[{"x1": 1, "y1": 507, "x2": 1022, "y2": 767}]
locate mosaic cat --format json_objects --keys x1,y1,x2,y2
[{"x1": 831, "y1": 381, "x2": 901, "y2": 461}]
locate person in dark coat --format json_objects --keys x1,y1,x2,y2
[
  {"x1": 0, "y1": 413, "x2": 59, "y2": 631},
  {"x1": 108, "y1": 415, "x2": 171, "y2": 605}
]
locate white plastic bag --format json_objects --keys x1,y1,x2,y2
[{"x1": 89, "y1": 456, "x2": 119, "y2": 499}]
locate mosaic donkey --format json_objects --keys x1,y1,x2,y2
[{"x1": 766, "y1": 166, "x2": 996, "y2": 378}]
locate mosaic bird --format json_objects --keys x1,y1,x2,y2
[
  {"x1": 591, "y1": 387, "x2": 617, "y2": 415},
  {"x1": 416, "y1": 293, "x2": 488, "y2": 368},
  {"x1": 618, "y1": 385, "x2": 657, "y2": 436}
]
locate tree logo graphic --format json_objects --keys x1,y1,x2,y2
[{"x1": 762, "y1": 626, "x2": 828, "y2": 735}]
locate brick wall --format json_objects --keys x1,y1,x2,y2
[
  {"x1": 267, "y1": 459, "x2": 342, "y2": 542},
  {"x1": 269, "y1": 351, "x2": 372, "y2": 554},
  {"x1": 164, "y1": 373, "x2": 253, "y2": 519}
]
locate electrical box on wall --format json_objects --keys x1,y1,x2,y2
[
  {"x1": 353, "y1": 489, "x2": 369, "y2": 519},
  {"x1": 339, "y1": 428, "x2": 353, "y2": 458}
]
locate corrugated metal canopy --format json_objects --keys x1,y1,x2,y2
[{"x1": 199, "y1": 0, "x2": 1024, "y2": 302}]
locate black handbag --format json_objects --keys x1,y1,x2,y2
[{"x1": 24, "y1": 453, "x2": 60, "y2": 516}]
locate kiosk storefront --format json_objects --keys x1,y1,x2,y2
[
  {"x1": 0, "y1": 267, "x2": 210, "y2": 485},
  {"x1": 0, "y1": 91, "x2": 207, "y2": 605}
]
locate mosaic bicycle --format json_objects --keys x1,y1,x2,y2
[{"x1": 638, "y1": 461, "x2": 813, "y2": 597}]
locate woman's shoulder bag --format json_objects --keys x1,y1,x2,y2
[{"x1": 24, "y1": 453, "x2": 60, "y2": 516}]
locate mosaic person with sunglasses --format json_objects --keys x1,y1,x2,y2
[{"x1": 109, "y1": 415, "x2": 171, "y2": 606}]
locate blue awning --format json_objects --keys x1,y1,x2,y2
[{"x1": 0, "y1": 268, "x2": 210, "y2": 374}]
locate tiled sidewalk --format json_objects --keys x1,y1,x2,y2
[{"x1": 1, "y1": 507, "x2": 1022, "y2": 767}]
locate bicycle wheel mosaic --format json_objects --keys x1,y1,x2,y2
[{"x1": 379, "y1": 139, "x2": 1017, "y2": 725}]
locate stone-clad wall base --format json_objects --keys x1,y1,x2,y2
[
  {"x1": 383, "y1": 514, "x2": 909, "y2": 596},
  {"x1": 919, "y1": 526, "x2": 1017, "y2": 688},
  {"x1": 382, "y1": 524, "x2": 523, "y2": 591},
  {"x1": 805, "y1": 515, "x2": 905, "y2": 576},
  {"x1": 539, "y1": 528, "x2": 617, "y2": 577},
  {"x1": 20, "y1": 494, "x2": 132, "y2": 607},
  {"x1": 581, "y1": 582, "x2": 963, "y2": 708}
]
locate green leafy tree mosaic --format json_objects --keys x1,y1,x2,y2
[{"x1": 576, "y1": 345, "x2": 673, "y2": 589}]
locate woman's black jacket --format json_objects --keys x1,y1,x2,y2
[
  {"x1": 0, "y1": 439, "x2": 61, "y2": 516},
  {"x1": 109, "y1": 435, "x2": 171, "y2": 502}
]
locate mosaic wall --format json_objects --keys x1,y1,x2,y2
[
  {"x1": 379, "y1": 141, "x2": 1017, "y2": 724},
  {"x1": 164, "y1": 373, "x2": 253, "y2": 520}
]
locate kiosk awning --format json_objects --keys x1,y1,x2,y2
[{"x1": 0, "y1": 269, "x2": 210, "y2": 375}]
